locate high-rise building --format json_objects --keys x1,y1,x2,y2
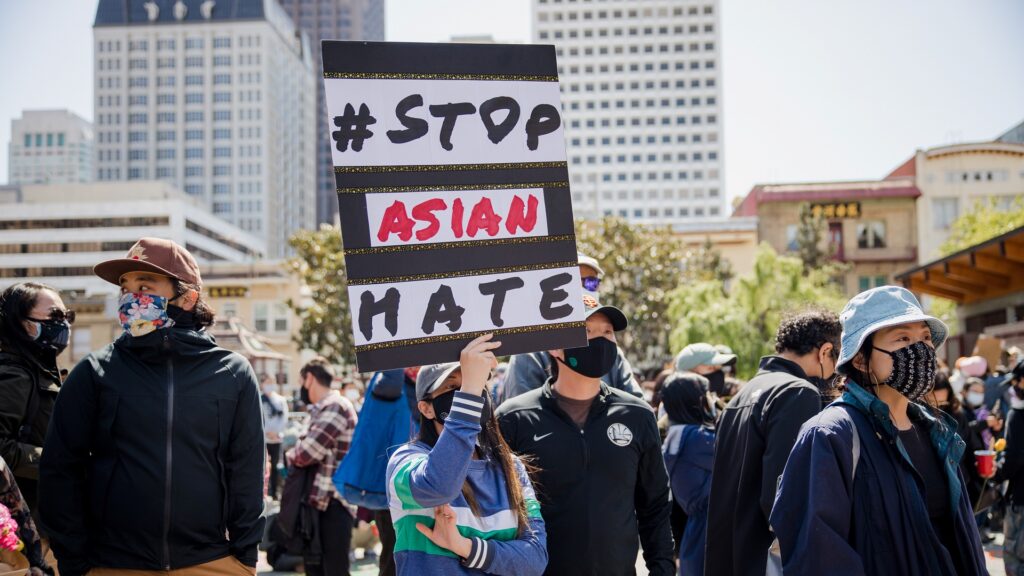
[
  {"x1": 8, "y1": 110, "x2": 94, "y2": 185},
  {"x1": 276, "y1": 0, "x2": 385, "y2": 224},
  {"x1": 92, "y1": 0, "x2": 317, "y2": 257},
  {"x1": 533, "y1": 0, "x2": 725, "y2": 223}
]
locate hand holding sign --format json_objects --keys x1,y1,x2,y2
[{"x1": 459, "y1": 333, "x2": 501, "y2": 397}]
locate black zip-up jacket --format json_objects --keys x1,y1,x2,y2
[
  {"x1": 496, "y1": 380, "x2": 675, "y2": 576},
  {"x1": 704, "y1": 356, "x2": 822, "y2": 576},
  {"x1": 0, "y1": 346, "x2": 61, "y2": 512},
  {"x1": 1001, "y1": 406, "x2": 1024, "y2": 506},
  {"x1": 39, "y1": 327, "x2": 266, "y2": 576}
]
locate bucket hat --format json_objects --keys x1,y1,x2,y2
[{"x1": 836, "y1": 285, "x2": 947, "y2": 375}]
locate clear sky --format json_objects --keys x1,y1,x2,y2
[{"x1": 1, "y1": 0, "x2": 1021, "y2": 202}]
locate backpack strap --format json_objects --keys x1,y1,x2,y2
[{"x1": 832, "y1": 401, "x2": 862, "y2": 484}]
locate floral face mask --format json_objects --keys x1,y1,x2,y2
[{"x1": 118, "y1": 292, "x2": 175, "y2": 337}]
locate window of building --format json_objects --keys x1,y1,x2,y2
[
  {"x1": 856, "y1": 221, "x2": 887, "y2": 249},
  {"x1": 932, "y1": 198, "x2": 959, "y2": 229},
  {"x1": 186, "y1": 111, "x2": 204, "y2": 123},
  {"x1": 858, "y1": 275, "x2": 889, "y2": 292},
  {"x1": 213, "y1": 37, "x2": 231, "y2": 49}
]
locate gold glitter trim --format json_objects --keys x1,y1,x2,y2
[
  {"x1": 346, "y1": 260, "x2": 578, "y2": 286},
  {"x1": 337, "y1": 181, "x2": 569, "y2": 194},
  {"x1": 355, "y1": 321, "x2": 586, "y2": 353},
  {"x1": 334, "y1": 162, "x2": 568, "y2": 174},
  {"x1": 344, "y1": 234, "x2": 576, "y2": 256},
  {"x1": 323, "y1": 72, "x2": 559, "y2": 82}
]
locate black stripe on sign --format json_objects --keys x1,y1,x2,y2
[
  {"x1": 355, "y1": 326, "x2": 588, "y2": 373},
  {"x1": 322, "y1": 41, "x2": 558, "y2": 78},
  {"x1": 337, "y1": 193, "x2": 370, "y2": 249},
  {"x1": 335, "y1": 166, "x2": 569, "y2": 191},
  {"x1": 344, "y1": 238, "x2": 579, "y2": 281},
  {"x1": 336, "y1": 186, "x2": 575, "y2": 251},
  {"x1": 544, "y1": 188, "x2": 576, "y2": 237}
]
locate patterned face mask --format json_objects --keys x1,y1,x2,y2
[
  {"x1": 118, "y1": 292, "x2": 175, "y2": 337},
  {"x1": 873, "y1": 341, "x2": 936, "y2": 402}
]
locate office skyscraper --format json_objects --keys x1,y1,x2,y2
[
  {"x1": 533, "y1": 0, "x2": 725, "y2": 223},
  {"x1": 277, "y1": 0, "x2": 386, "y2": 224},
  {"x1": 8, "y1": 110, "x2": 94, "y2": 185},
  {"x1": 92, "y1": 0, "x2": 317, "y2": 257}
]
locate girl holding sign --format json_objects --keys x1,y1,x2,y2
[{"x1": 386, "y1": 334, "x2": 547, "y2": 575}]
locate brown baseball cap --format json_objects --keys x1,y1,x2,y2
[{"x1": 94, "y1": 237, "x2": 202, "y2": 287}]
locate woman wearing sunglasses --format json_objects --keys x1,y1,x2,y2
[
  {"x1": 770, "y1": 286, "x2": 987, "y2": 575},
  {"x1": 0, "y1": 282, "x2": 71, "y2": 516}
]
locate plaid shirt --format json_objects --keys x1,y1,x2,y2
[{"x1": 288, "y1": 391, "x2": 358, "y2": 511}]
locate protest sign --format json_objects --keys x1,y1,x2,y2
[{"x1": 322, "y1": 41, "x2": 588, "y2": 372}]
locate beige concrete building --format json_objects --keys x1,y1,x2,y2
[
  {"x1": 202, "y1": 260, "x2": 310, "y2": 391},
  {"x1": 886, "y1": 141, "x2": 1024, "y2": 263},
  {"x1": 673, "y1": 216, "x2": 758, "y2": 279},
  {"x1": 735, "y1": 179, "x2": 920, "y2": 296}
]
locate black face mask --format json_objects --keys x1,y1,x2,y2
[
  {"x1": 300, "y1": 384, "x2": 312, "y2": 405},
  {"x1": 873, "y1": 341, "x2": 936, "y2": 402},
  {"x1": 430, "y1": 389, "x2": 492, "y2": 424},
  {"x1": 704, "y1": 370, "x2": 727, "y2": 396},
  {"x1": 558, "y1": 336, "x2": 617, "y2": 379},
  {"x1": 28, "y1": 319, "x2": 70, "y2": 356}
]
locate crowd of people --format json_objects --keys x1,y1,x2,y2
[{"x1": 1, "y1": 236, "x2": 1024, "y2": 575}]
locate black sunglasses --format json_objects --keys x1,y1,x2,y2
[{"x1": 29, "y1": 308, "x2": 76, "y2": 325}]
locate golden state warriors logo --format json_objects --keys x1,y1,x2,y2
[{"x1": 606, "y1": 423, "x2": 633, "y2": 447}]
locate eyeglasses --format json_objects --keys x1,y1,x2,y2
[
  {"x1": 29, "y1": 308, "x2": 76, "y2": 325},
  {"x1": 582, "y1": 276, "x2": 601, "y2": 292}
]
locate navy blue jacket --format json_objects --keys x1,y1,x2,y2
[
  {"x1": 769, "y1": 381, "x2": 987, "y2": 576},
  {"x1": 663, "y1": 424, "x2": 714, "y2": 576}
]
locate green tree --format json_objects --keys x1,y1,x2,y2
[
  {"x1": 795, "y1": 203, "x2": 829, "y2": 272},
  {"x1": 939, "y1": 196, "x2": 1024, "y2": 256},
  {"x1": 924, "y1": 196, "x2": 1024, "y2": 335},
  {"x1": 681, "y1": 237, "x2": 734, "y2": 285},
  {"x1": 667, "y1": 243, "x2": 846, "y2": 379},
  {"x1": 575, "y1": 217, "x2": 686, "y2": 368},
  {"x1": 286, "y1": 225, "x2": 355, "y2": 366}
]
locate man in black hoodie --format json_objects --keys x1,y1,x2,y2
[
  {"x1": 40, "y1": 238, "x2": 265, "y2": 576},
  {"x1": 704, "y1": 308, "x2": 841, "y2": 576}
]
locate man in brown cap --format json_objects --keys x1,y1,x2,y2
[{"x1": 40, "y1": 238, "x2": 266, "y2": 576}]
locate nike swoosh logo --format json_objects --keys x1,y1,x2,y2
[{"x1": 533, "y1": 432, "x2": 554, "y2": 442}]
